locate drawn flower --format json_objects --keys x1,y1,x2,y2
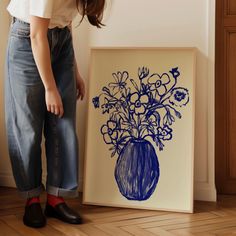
[
  {"x1": 157, "y1": 125, "x2": 172, "y2": 140},
  {"x1": 92, "y1": 96, "x2": 100, "y2": 108},
  {"x1": 148, "y1": 115, "x2": 158, "y2": 127},
  {"x1": 141, "y1": 114, "x2": 158, "y2": 134},
  {"x1": 108, "y1": 71, "x2": 129, "y2": 92},
  {"x1": 101, "y1": 120, "x2": 118, "y2": 144},
  {"x1": 169, "y1": 67, "x2": 180, "y2": 79},
  {"x1": 129, "y1": 92, "x2": 149, "y2": 115},
  {"x1": 163, "y1": 111, "x2": 175, "y2": 126},
  {"x1": 115, "y1": 100, "x2": 127, "y2": 111},
  {"x1": 147, "y1": 73, "x2": 171, "y2": 96},
  {"x1": 101, "y1": 97, "x2": 113, "y2": 113},
  {"x1": 138, "y1": 67, "x2": 149, "y2": 80},
  {"x1": 169, "y1": 88, "x2": 189, "y2": 107},
  {"x1": 115, "y1": 101, "x2": 122, "y2": 110}
]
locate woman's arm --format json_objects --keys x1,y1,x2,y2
[{"x1": 30, "y1": 16, "x2": 64, "y2": 117}]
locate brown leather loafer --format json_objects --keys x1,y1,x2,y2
[
  {"x1": 23, "y1": 203, "x2": 46, "y2": 228},
  {"x1": 44, "y1": 202, "x2": 82, "y2": 224}
]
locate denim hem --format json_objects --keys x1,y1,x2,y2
[
  {"x1": 46, "y1": 185, "x2": 78, "y2": 198},
  {"x1": 18, "y1": 184, "x2": 45, "y2": 199}
]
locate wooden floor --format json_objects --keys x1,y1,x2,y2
[{"x1": 1, "y1": 188, "x2": 236, "y2": 236}]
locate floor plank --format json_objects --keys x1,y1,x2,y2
[{"x1": 0, "y1": 219, "x2": 22, "y2": 236}]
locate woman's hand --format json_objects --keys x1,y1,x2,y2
[
  {"x1": 75, "y1": 69, "x2": 85, "y2": 101},
  {"x1": 45, "y1": 87, "x2": 64, "y2": 118}
]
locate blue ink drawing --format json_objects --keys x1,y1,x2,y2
[{"x1": 92, "y1": 67, "x2": 189, "y2": 201}]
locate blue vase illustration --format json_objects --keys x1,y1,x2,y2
[
  {"x1": 92, "y1": 67, "x2": 189, "y2": 201},
  {"x1": 114, "y1": 139, "x2": 159, "y2": 201}
]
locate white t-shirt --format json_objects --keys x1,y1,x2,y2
[{"x1": 7, "y1": 0, "x2": 78, "y2": 28}]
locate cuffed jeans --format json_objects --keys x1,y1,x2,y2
[{"x1": 5, "y1": 18, "x2": 79, "y2": 198}]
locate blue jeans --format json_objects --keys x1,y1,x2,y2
[{"x1": 5, "y1": 18, "x2": 79, "y2": 198}]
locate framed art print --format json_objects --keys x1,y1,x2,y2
[{"x1": 83, "y1": 48, "x2": 196, "y2": 213}]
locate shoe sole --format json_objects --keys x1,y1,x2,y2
[
  {"x1": 44, "y1": 210, "x2": 82, "y2": 224},
  {"x1": 23, "y1": 217, "x2": 46, "y2": 228}
]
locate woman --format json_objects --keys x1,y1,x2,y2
[{"x1": 5, "y1": 0, "x2": 105, "y2": 228}]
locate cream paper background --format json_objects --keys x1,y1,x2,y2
[{"x1": 83, "y1": 48, "x2": 195, "y2": 213}]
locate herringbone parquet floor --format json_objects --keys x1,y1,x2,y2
[{"x1": 1, "y1": 187, "x2": 236, "y2": 236}]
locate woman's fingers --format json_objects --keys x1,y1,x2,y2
[
  {"x1": 54, "y1": 106, "x2": 59, "y2": 116},
  {"x1": 47, "y1": 104, "x2": 64, "y2": 118},
  {"x1": 47, "y1": 104, "x2": 52, "y2": 113},
  {"x1": 51, "y1": 105, "x2": 56, "y2": 114},
  {"x1": 80, "y1": 86, "x2": 85, "y2": 100},
  {"x1": 77, "y1": 82, "x2": 85, "y2": 100},
  {"x1": 58, "y1": 104, "x2": 64, "y2": 118}
]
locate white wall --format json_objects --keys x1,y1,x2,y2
[{"x1": 0, "y1": 0, "x2": 216, "y2": 201}]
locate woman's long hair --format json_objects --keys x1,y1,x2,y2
[{"x1": 76, "y1": 0, "x2": 106, "y2": 28}]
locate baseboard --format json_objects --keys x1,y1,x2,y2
[{"x1": 194, "y1": 182, "x2": 217, "y2": 202}]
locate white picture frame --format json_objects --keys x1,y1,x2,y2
[{"x1": 83, "y1": 47, "x2": 196, "y2": 213}]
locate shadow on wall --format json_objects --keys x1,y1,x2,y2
[{"x1": 194, "y1": 49, "x2": 209, "y2": 183}]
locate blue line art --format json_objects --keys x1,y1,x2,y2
[{"x1": 92, "y1": 67, "x2": 189, "y2": 201}]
